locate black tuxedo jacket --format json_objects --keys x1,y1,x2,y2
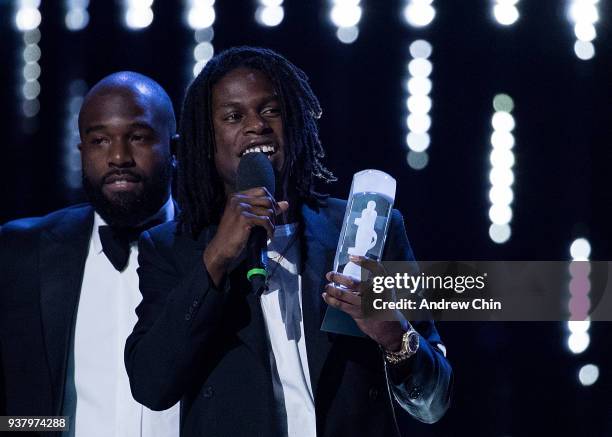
[
  {"x1": 0, "y1": 202, "x2": 176, "y2": 435},
  {"x1": 126, "y1": 198, "x2": 452, "y2": 437},
  {"x1": 1, "y1": 204, "x2": 95, "y2": 422}
]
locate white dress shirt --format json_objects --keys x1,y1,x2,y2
[
  {"x1": 260, "y1": 223, "x2": 317, "y2": 437},
  {"x1": 66, "y1": 199, "x2": 179, "y2": 437}
]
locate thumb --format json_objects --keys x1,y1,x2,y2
[{"x1": 276, "y1": 201, "x2": 290, "y2": 214}]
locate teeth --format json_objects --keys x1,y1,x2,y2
[{"x1": 242, "y1": 144, "x2": 275, "y2": 156}]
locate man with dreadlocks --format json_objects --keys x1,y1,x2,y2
[{"x1": 125, "y1": 47, "x2": 451, "y2": 437}]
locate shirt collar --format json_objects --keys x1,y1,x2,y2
[
  {"x1": 92, "y1": 197, "x2": 175, "y2": 254},
  {"x1": 272, "y1": 222, "x2": 298, "y2": 238}
]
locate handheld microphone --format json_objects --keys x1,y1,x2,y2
[{"x1": 236, "y1": 152, "x2": 276, "y2": 295}]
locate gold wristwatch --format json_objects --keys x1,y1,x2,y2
[{"x1": 384, "y1": 329, "x2": 419, "y2": 365}]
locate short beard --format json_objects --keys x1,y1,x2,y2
[{"x1": 83, "y1": 161, "x2": 173, "y2": 228}]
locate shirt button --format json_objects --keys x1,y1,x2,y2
[
  {"x1": 192, "y1": 300, "x2": 199, "y2": 308},
  {"x1": 368, "y1": 387, "x2": 379, "y2": 401},
  {"x1": 185, "y1": 314, "x2": 191, "y2": 321},
  {"x1": 408, "y1": 386, "x2": 422, "y2": 400},
  {"x1": 203, "y1": 386, "x2": 214, "y2": 398}
]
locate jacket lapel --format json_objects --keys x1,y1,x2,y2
[
  {"x1": 190, "y1": 204, "x2": 341, "y2": 400},
  {"x1": 236, "y1": 290, "x2": 271, "y2": 368},
  {"x1": 300, "y1": 203, "x2": 339, "y2": 400},
  {"x1": 39, "y1": 206, "x2": 93, "y2": 415},
  {"x1": 192, "y1": 227, "x2": 270, "y2": 370}
]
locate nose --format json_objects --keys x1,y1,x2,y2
[
  {"x1": 107, "y1": 138, "x2": 135, "y2": 168},
  {"x1": 244, "y1": 112, "x2": 272, "y2": 135}
]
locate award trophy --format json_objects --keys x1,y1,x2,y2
[{"x1": 322, "y1": 169, "x2": 397, "y2": 336}]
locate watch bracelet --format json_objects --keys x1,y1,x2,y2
[{"x1": 383, "y1": 329, "x2": 418, "y2": 365}]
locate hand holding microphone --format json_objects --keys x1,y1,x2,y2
[{"x1": 203, "y1": 152, "x2": 288, "y2": 289}]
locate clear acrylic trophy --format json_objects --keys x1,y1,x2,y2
[
  {"x1": 322, "y1": 169, "x2": 397, "y2": 336},
  {"x1": 333, "y1": 169, "x2": 396, "y2": 281}
]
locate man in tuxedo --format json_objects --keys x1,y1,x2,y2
[
  {"x1": 0, "y1": 72, "x2": 180, "y2": 436},
  {"x1": 126, "y1": 47, "x2": 452, "y2": 437}
]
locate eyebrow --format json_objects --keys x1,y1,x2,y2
[
  {"x1": 84, "y1": 125, "x2": 106, "y2": 135},
  {"x1": 129, "y1": 122, "x2": 155, "y2": 131},
  {"x1": 84, "y1": 122, "x2": 154, "y2": 135},
  {"x1": 217, "y1": 95, "x2": 280, "y2": 108}
]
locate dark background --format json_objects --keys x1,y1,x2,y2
[{"x1": 1, "y1": 1, "x2": 610, "y2": 435}]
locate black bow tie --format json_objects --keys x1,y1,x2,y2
[{"x1": 98, "y1": 221, "x2": 162, "y2": 271}]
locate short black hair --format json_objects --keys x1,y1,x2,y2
[{"x1": 177, "y1": 46, "x2": 335, "y2": 237}]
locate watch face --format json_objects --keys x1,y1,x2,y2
[{"x1": 408, "y1": 332, "x2": 419, "y2": 353}]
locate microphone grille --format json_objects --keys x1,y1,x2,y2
[{"x1": 236, "y1": 152, "x2": 275, "y2": 197}]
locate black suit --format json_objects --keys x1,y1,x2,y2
[
  {"x1": 0, "y1": 205, "x2": 94, "y2": 421},
  {"x1": 0, "y1": 203, "x2": 176, "y2": 436},
  {"x1": 126, "y1": 198, "x2": 452, "y2": 437}
]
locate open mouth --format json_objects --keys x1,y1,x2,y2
[{"x1": 240, "y1": 144, "x2": 277, "y2": 158}]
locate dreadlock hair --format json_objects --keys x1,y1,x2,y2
[{"x1": 176, "y1": 46, "x2": 336, "y2": 238}]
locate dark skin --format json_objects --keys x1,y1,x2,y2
[
  {"x1": 203, "y1": 67, "x2": 406, "y2": 353},
  {"x1": 78, "y1": 86, "x2": 172, "y2": 210},
  {"x1": 204, "y1": 68, "x2": 290, "y2": 284},
  {"x1": 323, "y1": 255, "x2": 407, "y2": 352}
]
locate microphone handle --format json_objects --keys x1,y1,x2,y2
[
  {"x1": 246, "y1": 226, "x2": 268, "y2": 295},
  {"x1": 250, "y1": 275, "x2": 267, "y2": 297}
]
